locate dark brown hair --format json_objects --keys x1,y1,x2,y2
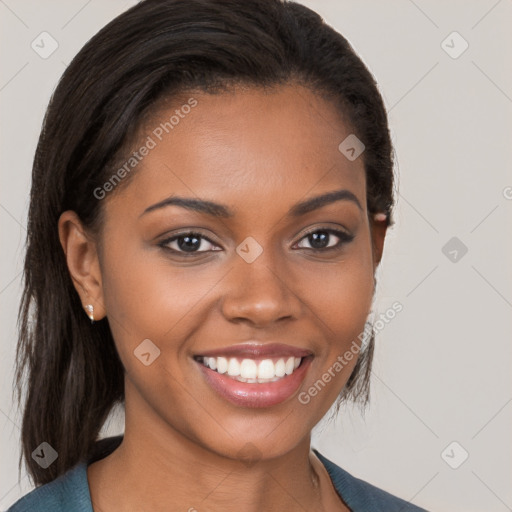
[{"x1": 15, "y1": 0, "x2": 395, "y2": 487}]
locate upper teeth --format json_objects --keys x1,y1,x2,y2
[{"x1": 201, "y1": 356, "x2": 302, "y2": 382}]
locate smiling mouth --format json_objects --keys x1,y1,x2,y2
[
  {"x1": 194, "y1": 355, "x2": 305, "y2": 383},
  {"x1": 192, "y1": 343, "x2": 314, "y2": 407}
]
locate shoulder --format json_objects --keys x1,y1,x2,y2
[
  {"x1": 6, "y1": 435, "x2": 123, "y2": 512},
  {"x1": 6, "y1": 463, "x2": 92, "y2": 512},
  {"x1": 314, "y1": 450, "x2": 430, "y2": 512}
]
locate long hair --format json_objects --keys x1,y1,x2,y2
[{"x1": 15, "y1": 0, "x2": 395, "y2": 486}]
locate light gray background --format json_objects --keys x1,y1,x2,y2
[{"x1": 1, "y1": 1, "x2": 511, "y2": 511}]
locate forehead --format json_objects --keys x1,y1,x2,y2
[{"x1": 107, "y1": 84, "x2": 367, "y2": 220}]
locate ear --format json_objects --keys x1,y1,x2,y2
[
  {"x1": 58, "y1": 210, "x2": 106, "y2": 321},
  {"x1": 370, "y1": 214, "x2": 388, "y2": 269}
]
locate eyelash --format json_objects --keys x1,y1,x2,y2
[{"x1": 158, "y1": 227, "x2": 354, "y2": 257}]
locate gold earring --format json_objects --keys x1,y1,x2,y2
[{"x1": 85, "y1": 304, "x2": 94, "y2": 323}]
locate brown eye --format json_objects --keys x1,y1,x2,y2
[
  {"x1": 159, "y1": 232, "x2": 221, "y2": 255},
  {"x1": 295, "y1": 228, "x2": 354, "y2": 252}
]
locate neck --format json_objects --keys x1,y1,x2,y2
[
  {"x1": 89, "y1": 433, "x2": 328, "y2": 511},
  {"x1": 87, "y1": 383, "x2": 342, "y2": 512}
]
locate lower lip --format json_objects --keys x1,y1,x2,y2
[{"x1": 197, "y1": 357, "x2": 313, "y2": 408}]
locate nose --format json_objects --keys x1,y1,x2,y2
[{"x1": 220, "y1": 247, "x2": 302, "y2": 328}]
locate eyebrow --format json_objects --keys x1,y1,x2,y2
[{"x1": 140, "y1": 189, "x2": 362, "y2": 219}]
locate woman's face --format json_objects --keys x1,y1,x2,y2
[{"x1": 88, "y1": 84, "x2": 385, "y2": 460}]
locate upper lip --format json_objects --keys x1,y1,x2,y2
[{"x1": 196, "y1": 343, "x2": 313, "y2": 359}]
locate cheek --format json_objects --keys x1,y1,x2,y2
[
  {"x1": 99, "y1": 239, "x2": 237, "y2": 396},
  {"x1": 99, "y1": 245, "x2": 203, "y2": 406},
  {"x1": 297, "y1": 245, "x2": 375, "y2": 410},
  {"x1": 301, "y1": 237, "x2": 375, "y2": 404},
  {"x1": 320, "y1": 262, "x2": 373, "y2": 336},
  {"x1": 100, "y1": 241, "x2": 220, "y2": 340},
  {"x1": 306, "y1": 237, "x2": 375, "y2": 337}
]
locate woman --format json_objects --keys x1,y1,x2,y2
[{"x1": 9, "y1": 0, "x2": 428, "y2": 510}]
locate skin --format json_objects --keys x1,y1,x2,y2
[{"x1": 58, "y1": 84, "x2": 387, "y2": 512}]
